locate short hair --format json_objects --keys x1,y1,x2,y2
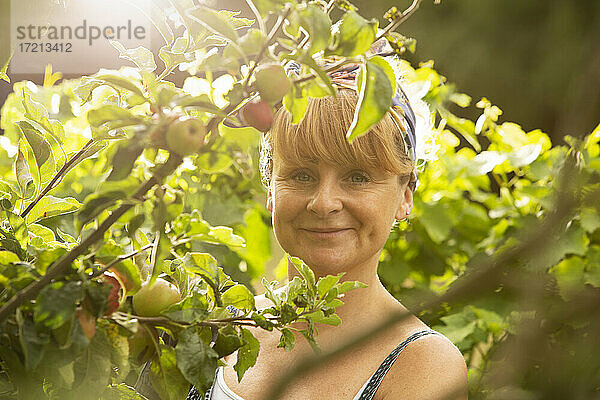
[{"x1": 259, "y1": 89, "x2": 416, "y2": 189}]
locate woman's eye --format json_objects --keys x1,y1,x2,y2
[
  {"x1": 349, "y1": 173, "x2": 369, "y2": 183},
  {"x1": 292, "y1": 172, "x2": 311, "y2": 182}
]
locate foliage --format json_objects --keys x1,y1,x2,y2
[{"x1": 0, "y1": 0, "x2": 599, "y2": 400}]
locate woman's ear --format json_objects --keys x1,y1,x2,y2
[{"x1": 395, "y1": 184, "x2": 413, "y2": 220}]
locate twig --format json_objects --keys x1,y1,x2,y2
[
  {"x1": 292, "y1": 57, "x2": 360, "y2": 86},
  {"x1": 89, "y1": 243, "x2": 154, "y2": 279},
  {"x1": 0, "y1": 153, "x2": 183, "y2": 323},
  {"x1": 375, "y1": 0, "x2": 422, "y2": 42},
  {"x1": 20, "y1": 139, "x2": 96, "y2": 219},
  {"x1": 245, "y1": 0, "x2": 266, "y2": 34},
  {"x1": 242, "y1": 5, "x2": 293, "y2": 93}
]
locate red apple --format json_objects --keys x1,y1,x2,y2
[
  {"x1": 76, "y1": 308, "x2": 96, "y2": 339},
  {"x1": 240, "y1": 100, "x2": 274, "y2": 132},
  {"x1": 99, "y1": 272, "x2": 124, "y2": 315},
  {"x1": 132, "y1": 278, "x2": 181, "y2": 317},
  {"x1": 254, "y1": 63, "x2": 291, "y2": 104}
]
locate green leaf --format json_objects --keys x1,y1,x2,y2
[
  {"x1": 183, "y1": 252, "x2": 219, "y2": 280},
  {"x1": 17, "y1": 315, "x2": 49, "y2": 371},
  {"x1": 20, "y1": 90, "x2": 57, "y2": 142},
  {"x1": 187, "y1": 7, "x2": 238, "y2": 44},
  {"x1": 7, "y1": 211, "x2": 27, "y2": 250},
  {"x1": 208, "y1": 226, "x2": 245, "y2": 247},
  {"x1": 337, "y1": 280, "x2": 367, "y2": 294},
  {"x1": 110, "y1": 41, "x2": 157, "y2": 72},
  {"x1": 101, "y1": 384, "x2": 147, "y2": 400},
  {"x1": 316, "y1": 274, "x2": 344, "y2": 298},
  {"x1": 283, "y1": 85, "x2": 309, "y2": 124},
  {"x1": 0, "y1": 250, "x2": 20, "y2": 264},
  {"x1": 70, "y1": 328, "x2": 114, "y2": 398},
  {"x1": 277, "y1": 328, "x2": 295, "y2": 351},
  {"x1": 222, "y1": 284, "x2": 255, "y2": 312},
  {"x1": 106, "y1": 140, "x2": 145, "y2": 181},
  {"x1": 297, "y1": 4, "x2": 332, "y2": 55},
  {"x1": 94, "y1": 73, "x2": 146, "y2": 98},
  {"x1": 150, "y1": 347, "x2": 189, "y2": 400},
  {"x1": 347, "y1": 57, "x2": 395, "y2": 142},
  {"x1": 238, "y1": 28, "x2": 267, "y2": 57},
  {"x1": 175, "y1": 326, "x2": 219, "y2": 393},
  {"x1": 328, "y1": 11, "x2": 378, "y2": 57},
  {"x1": 233, "y1": 328, "x2": 260, "y2": 382},
  {"x1": 28, "y1": 223, "x2": 56, "y2": 243},
  {"x1": 579, "y1": 207, "x2": 600, "y2": 233},
  {"x1": 288, "y1": 257, "x2": 316, "y2": 295},
  {"x1": 34, "y1": 281, "x2": 84, "y2": 330},
  {"x1": 87, "y1": 105, "x2": 145, "y2": 129},
  {"x1": 14, "y1": 149, "x2": 35, "y2": 199},
  {"x1": 418, "y1": 201, "x2": 456, "y2": 243},
  {"x1": 25, "y1": 195, "x2": 82, "y2": 224},
  {"x1": 549, "y1": 256, "x2": 586, "y2": 301},
  {"x1": 304, "y1": 310, "x2": 341, "y2": 326},
  {"x1": 0, "y1": 51, "x2": 12, "y2": 83},
  {"x1": 213, "y1": 325, "x2": 244, "y2": 358},
  {"x1": 15, "y1": 121, "x2": 53, "y2": 170}
]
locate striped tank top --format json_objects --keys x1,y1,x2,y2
[{"x1": 186, "y1": 329, "x2": 440, "y2": 400}]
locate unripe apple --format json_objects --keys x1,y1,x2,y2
[
  {"x1": 254, "y1": 63, "x2": 291, "y2": 104},
  {"x1": 99, "y1": 272, "x2": 124, "y2": 315},
  {"x1": 132, "y1": 278, "x2": 181, "y2": 317},
  {"x1": 76, "y1": 308, "x2": 96, "y2": 339},
  {"x1": 128, "y1": 324, "x2": 158, "y2": 365},
  {"x1": 165, "y1": 117, "x2": 206, "y2": 156},
  {"x1": 240, "y1": 100, "x2": 274, "y2": 132}
]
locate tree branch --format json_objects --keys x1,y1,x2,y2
[
  {"x1": 375, "y1": 0, "x2": 422, "y2": 43},
  {"x1": 20, "y1": 139, "x2": 96, "y2": 219},
  {"x1": 0, "y1": 153, "x2": 183, "y2": 323},
  {"x1": 90, "y1": 243, "x2": 154, "y2": 279}
]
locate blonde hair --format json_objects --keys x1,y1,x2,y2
[{"x1": 260, "y1": 89, "x2": 416, "y2": 189}]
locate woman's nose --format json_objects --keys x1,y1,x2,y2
[{"x1": 306, "y1": 180, "x2": 343, "y2": 216}]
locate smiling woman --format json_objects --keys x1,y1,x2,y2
[{"x1": 188, "y1": 59, "x2": 468, "y2": 400}]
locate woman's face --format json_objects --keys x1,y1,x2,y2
[{"x1": 267, "y1": 158, "x2": 413, "y2": 276}]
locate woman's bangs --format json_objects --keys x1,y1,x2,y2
[{"x1": 271, "y1": 93, "x2": 408, "y2": 175}]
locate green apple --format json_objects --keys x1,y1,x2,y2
[
  {"x1": 254, "y1": 63, "x2": 291, "y2": 104},
  {"x1": 132, "y1": 278, "x2": 181, "y2": 317},
  {"x1": 165, "y1": 117, "x2": 206, "y2": 156},
  {"x1": 240, "y1": 100, "x2": 274, "y2": 132}
]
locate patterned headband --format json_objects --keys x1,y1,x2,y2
[{"x1": 285, "y1": 39, "x2": 418, "y2": 188}]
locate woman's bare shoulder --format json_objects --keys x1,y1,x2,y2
[{"x1": 378, "y1": 332, "x2": 468, "y2": 400}]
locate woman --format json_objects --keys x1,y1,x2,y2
[{"x1": 192, "y1": 58, "x2": 468, "y2": 399}]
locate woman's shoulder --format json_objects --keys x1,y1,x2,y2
[{"x1": 376, "y1": 327, "x2": 468, "y2": 400}]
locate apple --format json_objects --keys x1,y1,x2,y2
[
  {"x1": 165, "y1": 117, "x2": 206, "y2": 156},
  {"x1": 254, "y1": 63, "x2": 291, "y2": 104},
  {"x1": 132, "y1": 278, "x2": 181, "y2": 317},
  {"x1": 128, "y1": 324, "x2": 158, "y2": 365},
  {"x1": 240, "y1": 100, "x2": 274, "y2": 132},
  {"x1": 98, "y1": 272, "x2": 124, "y2": 315},
  {"x1": 76, "y1": 308, "x2": 96, "y2": 339}
]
